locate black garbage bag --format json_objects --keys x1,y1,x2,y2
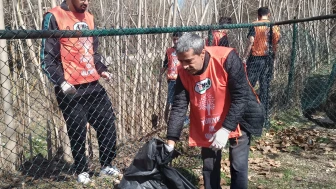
[{"x1": 118, "y1": 138, "x2": 197, "y2": 189}]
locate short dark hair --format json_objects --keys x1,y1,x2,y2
[
  {"x1": 258, "y1": 7, "x2": 270, "y2": 17},
  {"x1": 219, "y1": 17, "x2": 232, "y2": 25},
  {"x1": 172, "y1": 32, "x2": 183, "y2": 37}
]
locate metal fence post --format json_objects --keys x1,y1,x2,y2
[
  {"x1": 208, "y1": 29, "x2": 213, "y2": 46},
  {"x1": 286, "y1": 17, "x2": 298, "y2": 102}
]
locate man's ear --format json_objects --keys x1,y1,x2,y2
[{"x1": 200, "y1": 49, "x2": 206, "y2": 60}]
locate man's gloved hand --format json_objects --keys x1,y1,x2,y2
[
  {"x1": 159, "y1": 143, "x2": 177, "y2": 165},
  {"x1": 60, "y1": 81, "x2": 76, "y2": 95},
  {"x1": 164, "y1": 144, "x2": 174, "y2": 152},
  {"x1": 101, "y1": 71, "x2": 112, "y2": 81},
  {"x1": 209, "y1": 127, "x2": 231, "y2": 151}
]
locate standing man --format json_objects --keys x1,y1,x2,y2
[
  {"x1": 41, "y1": 0, "x2": 119, "y2": 183},
  {"x1": 242, "y1": 7, "x2": 280, "y2": 128},
  {"x1": 166, "y1": 33, "x2": 264, "y2": 189},
  {"x1": 206, "y1": 17, "x2": 232, "y2": 47},
  {"x1": 160, "y1": 32, "x2": 186, "y2": 123}
]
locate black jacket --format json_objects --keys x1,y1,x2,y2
[
  {"x1": 167, "y1": 50, "x2": 264, "y2": 142},
  {"x1": 40, "y1": 1, "x2": 107, "y2": 97}
]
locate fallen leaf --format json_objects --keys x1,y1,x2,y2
[
  {"x1": 324, "y1": 147, "x2": 333, "y2": 152},
  {"x1": 295, "y1": 177, "x2": 303, "y2": 181},
  {"x1": 320, "y1": 143, "x2": 327, "y2": 148},
  {"x1": 326, "y1": 143, "x2": 334, "y2": 148},
  {"x1": 276, "y1": 173, "x2": 284, "y2": 178},
  {"x1": 263, "y1": 146, "x2": 272, "y2": 153},
  {"x1": 270, "y1": 148, "x2": 278, "y2": 153},
  {"x1": 113, "y1": 180, "x2": 120, "y2": 185},
  {"x1": 250, "y1": 146, "x2": 257, "y2": 152},
  {"x1": 258, "y1": 172, "x2": 269, "y2": 175},
  {"x1": 220, "y1": 179, "x2": 227, "y2": 185}
]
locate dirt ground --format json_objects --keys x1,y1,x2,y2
[
  {"x1": 246, "y1": 124, "x2": 336, "y2": 189},
  {"x1": 1, "y1": 116, "x2": 336, "y2": 189}
]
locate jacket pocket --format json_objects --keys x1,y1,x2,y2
[{"x1": 241, "y1": 100, "x2": 265, "y2": 136}]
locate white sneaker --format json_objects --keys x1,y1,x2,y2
[
  {"x1": 77, "y1": 172, "x2": 91, "y2": 184},
  {"x1": 99, "y1": 165, "x2": 120, "y2": 177}
]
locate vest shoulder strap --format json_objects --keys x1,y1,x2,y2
[
  {"x1": 166, "y1": 47, "x2": 175, "y2": 55},
  {"x1": 205, "y1": 46, "x2": 234, "y2": 60}
]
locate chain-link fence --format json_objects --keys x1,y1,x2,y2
[{"x1": 0, "y1": 14, "x2": 336, "y2": 188}]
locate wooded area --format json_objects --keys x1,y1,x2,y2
[{"x1": 0, "y1": 0, "x2": 335, "y2": 175}]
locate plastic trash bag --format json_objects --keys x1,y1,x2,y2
[{"x1": 118, "y1": 138, "x2": 197, "y2": 189}]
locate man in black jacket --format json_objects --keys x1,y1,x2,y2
[
  {"x1": 242, "y1": 7, "x2": 281, "y2": 128},
  {"x1": 40, "y1": 0, "x2": 119, "y2": 184},
  {"x1": 206, "y1": 17, "x2": 232, "y2": 47},
  {"x1": 166, "y1": 33, "x2": 264, "y2": 189}
]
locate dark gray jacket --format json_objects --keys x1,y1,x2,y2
[{"x1": 167, "y1": 50, "x2": 264, "y2": 142}]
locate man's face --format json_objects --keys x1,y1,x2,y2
[
  {"x1": 177, "y1": 48, "x2": 205, "y2": 75},
  {"x1": 172, "y1": 36, "x2": 179, "y2": 47},
  {"x1": 71, "y1": 0, "x2": 89, "y2": 13}
]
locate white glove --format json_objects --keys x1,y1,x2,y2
[
  {"x1": 101, "y1": 71, "x2": 112, "y2": 81},
  {"x1": 209, "y1": 127, "x2": 231, "y2": 151},
  {"x1": 164, "y1": 144, "x2": 174, "y2": 152},
  {"x1": 60, "y1": 81, "x2": 76, "y2": 95}
]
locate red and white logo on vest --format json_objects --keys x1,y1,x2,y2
[
  {"x1": 73, "y1": 22, "x2": 89, "y2": 30},
  {"x1": 194, "y1": 78, "x2": 212, "y2": 94},
  {"x1": 199, "y1": 94, "x2": 215, "y2": 115}
]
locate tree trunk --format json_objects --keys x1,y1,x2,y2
[
  {"x1": 51, "y1": 0, "x2": 57, "y2": 8},
  {"x1": 130, "y1": 0, "x2": 143, "y2": 136},
  {"x1": 172, "y1": 0, "x2": 177, "y2": 26},
  {"x1": 186, "y1": 1, "x2": 196, "y2": 25},
  {"x1": 116, "y1": 0, "x2": 123, "y2": 140},
  {"x1": 198, "y1": 0, "x2": 210, "y2": 25},
  {"x1": 0, "y1": 0, "x2": 16, "y2": 173},
  {"x1": 325, "y1": 0, "x2": 331, "y2": 65},
  {"x1": 60, "y1": 123, "x2": 73, "y2": 163},
  {"x1": 214, "y1": 0, "x2": 218, "y2": 23},
  {"x1": 38, "y1": 0, "x2": 43, "y2": 24},
  {"x1": 144, "y1": 0, "x2": 150, "y2": 133},
  {"x1": 14, "y1": 0, "x2": 57, "y2": 161}
]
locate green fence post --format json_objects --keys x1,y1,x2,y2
[
  {"x1": 208, "y1": 30, "x2": 213, "y2": 46},
  {"x1": 286, "y1": 17, "x2": 298, "y2": 102}
]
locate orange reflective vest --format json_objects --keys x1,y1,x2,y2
[
  {"x1": 48, "y1": 7, "x2": 100, "y2": 85},
  {"x1": 178, "y1": 46, "x2": 241, "y2": 147},
  {"x1": 206, "y1": 30, "x2": 227, "y2": 46},
  {"x1": 251, "y1": 19, "x2": 281, "y2": 56},
  {"x1": 166, "y1": 47, "x2": 180, "y2": 80}
]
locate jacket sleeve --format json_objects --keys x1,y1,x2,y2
[
  {"x1": 92, "y1": 34, "x2": 108, "y2": 74},
  {"x1": 163, "y1": 53, "x2": 168, "y2": 68},
  {"x1": 222, "y1": 50, "x2": 250, "y2": 131},
  {"x1": 166, "y1": 75, "x2": 190, "y2": 141},
  {"x1": 218, "y1": 35, "x2": 229, "y2": 47},
  {"x1": 40, "y1": 13, "x2": 65, "y2": 86},
  {"x1": 247, "y1": 26, "x2": 255, "y2": 38}
]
